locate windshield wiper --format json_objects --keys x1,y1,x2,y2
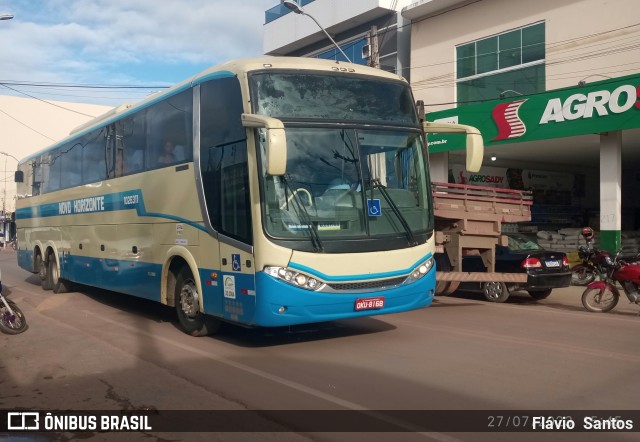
[
  {"x1": 370, "y1": 178, "x2": 418, "y2": 247},
  {"x1": 282, "y1": 175, "x2": 324, "y2": 253}
]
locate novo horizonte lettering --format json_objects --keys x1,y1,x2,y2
[{"x1": 58, "y1": 196, "x2": 105, "y2": 215}]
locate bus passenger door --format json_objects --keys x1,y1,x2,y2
[
  {"x1": 198, "y1": 76, "x2": 256, "y2": 323},
  {"x1": 212, "y1": 148, "x2": 256, "y2": 324}
]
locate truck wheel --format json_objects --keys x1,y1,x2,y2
[
  {"x1": 435, "y1": 253, "x2": 458, "y2": 295},
  {"x1": 482, "y1": 282, "x2": 509, "y2": 303},
  {"x1": 528, "y1": 289, "x2": 552, "y2": 300}
]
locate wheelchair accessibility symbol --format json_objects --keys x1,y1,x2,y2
[
  {"x1": 231, "y1": 254, "x2": 242, "y2": 272},
  {"x1": 367, "y1": 199, "x2": 381, "y2": 217}
]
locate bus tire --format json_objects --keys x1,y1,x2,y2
[
  {"x1": 35, "y1": 253, "x2": 44, "y2": 278},
  {"x1": 35, "y1": 252, "x2": 47, "y2": 283},
  {"x1": 175, "y1": 266, "x2": 220, "y2": 337},
  {"x1": 49, "y1": 254, "x2": 72, "y2": 294},
  {"x1": 41, "y1": 254, "x2": 53, "y2": 291}
]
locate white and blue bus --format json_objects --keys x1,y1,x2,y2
[{"x1": 15, "y1": 57, "x2": 482, "y2": 335}]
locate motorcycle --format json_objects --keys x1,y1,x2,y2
[
  {"x1": 582, "y1": 248, "x2": 640, "y2": 313},
  {"x1": 0, "y1": 270, "x2": 28, "y2": 334},
  {"x1": 570, "y1": 244, "x2": 611, "y2": 286}
]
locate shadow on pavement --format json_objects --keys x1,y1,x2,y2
[{"x1": 68, "y1": 283, "x2": 398, "y2": 348}]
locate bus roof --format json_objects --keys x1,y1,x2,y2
[{"x1": 19, "y1": 57, "x2": 408, "y2": 164}]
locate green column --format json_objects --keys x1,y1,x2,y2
[{"x1": 600, "y1": 230, "x2": 621, "y2": 253}]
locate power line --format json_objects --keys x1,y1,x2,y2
[
  {"x1": 410, "y1": 30, "x2": 640, "y2": 88},
  {"x1": 0, "y1": 106, "x2": 56, "y2": 141},
  {"x1": 1, "y1": 20, "x2": 637, "y2": 94},
  {"x1": 410, "y1": 39, "x2": 640, "y2": 92},
  {"x1": 0, "y1": 83, "x2": 100, "y2": 117},
  {"x1": 403, "y1": 21, "x2": 640, "y2": 74},
  {"x1": 0, "y1": 80, "x2": 170, "y2": 90}
]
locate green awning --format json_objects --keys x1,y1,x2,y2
[{"x1": 425, "y1": 73, "x2": 640, "y2": 152}]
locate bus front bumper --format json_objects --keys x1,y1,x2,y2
[{"x1": 251, "y1": 268, "x2": 435, "y2": 327}]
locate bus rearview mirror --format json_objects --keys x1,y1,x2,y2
[
  {"x1": 422, "y1": 121, "x2": 484, "y2": 173},
  {"x1": 465, "y1": 133, "x2": 483, "y2": 173},
  {"x1": 241, "y1": 114, "x2": 287, "y2": 176}
]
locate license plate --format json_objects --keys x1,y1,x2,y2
[
  {"x1": 355, "y1": 296, "x2": 385, "y2": 311},
  {"x1": 545, "y1": 260, "x2": 560, "y2": 267}
]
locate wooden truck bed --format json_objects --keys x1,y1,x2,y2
[{"x1": 431, "y1": 182, "x2": 534, "y2": 294}]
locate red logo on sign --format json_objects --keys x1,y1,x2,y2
[{"x1": 492, "y1": 99, "x2": 528, "y2": 141}]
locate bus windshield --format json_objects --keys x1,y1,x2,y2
[
  {"x1": 249, "y1": 71, "x2": 418, "y2": 125},
  {"x1": 257, "y1": 127, "x2": 432, "y2": 250}
]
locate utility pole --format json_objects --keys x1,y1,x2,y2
[{"x1": 369, "y1": 26, "x2": 380, "y2": 69}]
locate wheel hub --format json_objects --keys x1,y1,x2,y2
[
  {"x1": 179, "y1": 283, "x2": 200, "y2": 318},
  {"x1": 485, "y1": 282, "x2": 502, "y2": 299}
]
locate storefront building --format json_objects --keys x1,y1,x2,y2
[
  {"x1": 405, "y1": 0, "x2": 640, "y2": 252},
  {"x1": 426, "y1": 74, "x2": 640, "y2": 252}
]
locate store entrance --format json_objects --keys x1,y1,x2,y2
[{"x1": 443, "y1": 128, "x2": 640, "y2": 253}]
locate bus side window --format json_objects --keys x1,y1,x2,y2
[
  {"x1": 146, "y1": 89, "x2": 193, "y2": 170},
  {"x1": 127, "y1": 149, "x2": 144, "y2": 172},
  {"x1": 46, "y1": 150, "x2": 61, "y2": 192},
  {"x1": 82, "y1": 127, "x2": 108, "y2": 184},
  {"x1": 60, "y1": 142, "x2": 82, "y2": 189},
  {"x1": 32, "y1": 160, "x2": 43, "y2": 196},
  {"x1": 121, "y1": 113, "x2": 146, "y2": 174}
]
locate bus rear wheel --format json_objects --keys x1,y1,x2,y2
[
  {"x1": 39, "y1": 253, "x2": 52, "y2": 291},
  {"x1": 175, "y1": 266, "x2": 220, "y2": 337},
  {"x1": 48, "y1": 252, "x2": 72, "y2": 294}
]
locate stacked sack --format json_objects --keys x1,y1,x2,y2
[
  {"x1": 536, "y1": 229, "x2": 640, "y2": 254},
  {"x1": 536, "y1": 228, "x2": 599, "y2": 266},
  {"x1": 621, "y1": 231, "x2": 640, "y2": 254},
  {"x1": 535, "y1": 228, "x2": 596, "y2": 253}
]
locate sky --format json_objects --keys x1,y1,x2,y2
[{"x1": 0, "y1": 0, "x2": 277, "y2": 106}]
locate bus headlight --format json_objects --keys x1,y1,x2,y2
[
  {"x1": 404, "y1": 257, "x2": 434, "y2": 284},
  {"x1": 264, "y1": 266, "x2": 325, "y2": 291}
]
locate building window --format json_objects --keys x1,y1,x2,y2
[
  {"x1": 456, "y1": 22, "x2": 545, "y2": 104},
  {"x1": 264, "y1": 0, "x2": 316, "y2": 24},
  {"x1": 314, "y1": 37, "x2": 368, "y2": 65}
]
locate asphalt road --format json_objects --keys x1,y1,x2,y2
[{"x1": 1, "y1": 249, "x2": 639, "y2": 442}]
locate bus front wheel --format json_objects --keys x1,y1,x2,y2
[{"x1": 175, "y1": 266, "x2": 220, "y2": 337}]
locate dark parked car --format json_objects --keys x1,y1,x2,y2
[{"x1": 458, "y1": 233, "x2": 571, "y2": 302}]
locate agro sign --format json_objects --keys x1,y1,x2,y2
[
  {"x1": 540, "y1": 85, "x2": 640, "y2": 124},
  {"x1": 425, "y1": 73, "x2": 640, "y2": 151}
]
